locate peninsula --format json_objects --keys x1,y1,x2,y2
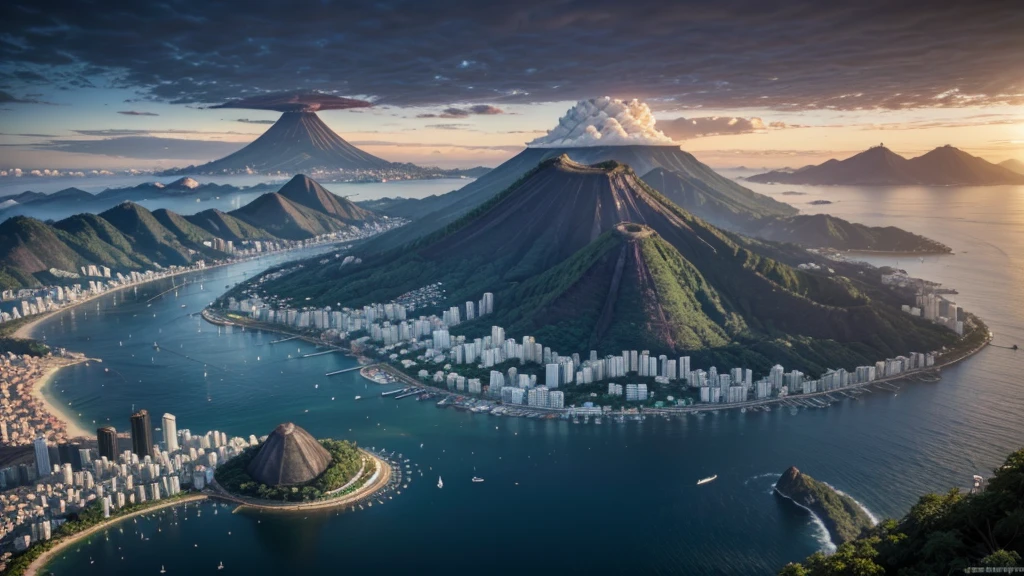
[{"x1": 774, "y1": 466, "x2": 874, "y2": 546}]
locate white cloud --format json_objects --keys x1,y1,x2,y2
[{"x1": 528, "y1": 97, "x2": 676, "y2": 148}]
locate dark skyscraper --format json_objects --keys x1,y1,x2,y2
[
  {"x1": 97, "y1": 426, "x2": 118, "y2": 461},
  {"x1": 130, "y1": 410, "x2": 153, "y2": 459}
]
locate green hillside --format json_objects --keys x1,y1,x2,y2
[
  {"x1": 229, "y1": 193, "x2": 352, "y2": 240},
  {"x1": 257, "y1": 156, "x2": 955, "y2": 375},
  {"x1": 186, "y1": 209, "x2": 277, "y2": 241},
  {"x1": 781, "y1": 448, "x2": 1024, "y2": 576}
]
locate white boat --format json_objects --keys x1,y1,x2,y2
[
  {"x1": 354, "y1": 395, "x2": 362, "y2": 400},
  {"x1": 437, "y1": 476, "x2": 443, "y2": 489},
  {"x1": 697, "y1": 474, "x2": 718, "y2": 485},
  {"x1": 160, "y1": 566, "x2": 166, "y2": 574},
  {"x1": 218, "y1": 561, "x2": 225, "y2": 570},
  {"x1": 472, "y1": 477, "x2": 484, "y2": 483}
]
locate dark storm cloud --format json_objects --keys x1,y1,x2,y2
[
  {"x1": 36, "y1": 136, "x2": 245, "y2": 160},
  {"x1": 0, "y1": 0, "x2": 1021, "y2": 111},
  {"x1": 417, "y1": 105, "x2": 507, "y2": 118},
  {"x1": 0, "y1": 90, "x2": 54, "y2": 105},
  {"x1": 117, "y1": 110, "x2": 159, "y2": 116}
]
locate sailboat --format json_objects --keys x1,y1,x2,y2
[
  {"x1": 218, "y1": 562, "x2": 225, "y2": 570},
  {"x1": 437, "y1": 476, "x2": 443, "y2": 489},
  {"x1": 160, "y1": 566, "x2": 167, "y2": 574}
]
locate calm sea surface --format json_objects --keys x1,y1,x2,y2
[{"x1": 32, "y1": 180, "x2": 1024, "y2": 575}]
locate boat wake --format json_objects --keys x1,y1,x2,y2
[
  {"x1": 773, "y1": 486, "x2": 837, "y2": 553},
  {"x1": 746, "y1": 472, "x2": 781, "y2": 494}
]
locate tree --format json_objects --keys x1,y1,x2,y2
[{"x1": 981, "y1": 549, "x2": 1021, "y2": 568}]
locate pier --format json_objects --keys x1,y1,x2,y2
[
  {"x1": 300, "y1": 349, "x2": 337, "y2": 358},
  {"x1": 380, "y1": 388, "x2": 407, "y2": 397},
  {"x1": 269, "y1": 335, "x2": 299, "y2": 344},
  {"x1": 326, "y1": 366, "x2": 363, "y2": 376}
]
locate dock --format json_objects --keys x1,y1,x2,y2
[
  {"x1": 394, "y1": 389, "x2": 423, "y2": 400},
  {"x1": 269, "y1": 335, "x2": 299, "y2": 344},
  {"x1": 300, "y1": 349, "x2": 337, "y2": 358},
  {"x1": 381, "y1": 388, "x2": 407, "y2": 397},
  {"x1": 325, "y1": 366, "x2": 363, "y2": 376}
]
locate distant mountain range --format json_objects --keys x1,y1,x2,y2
[
  {"x1": 1000, "y1": 158, "x2": 1024, "y2": 175},
  {"x1": 359, "y1": 145, "x2": 948, "y2": 254},
  {"x1": 0, "y1": 175, "x2": 381, "y2": 290},
  {"x1": 0, "y1": 177, "x2": 281, "y2": 222},
  {"x1": 259, "y1": 156, "x2": 954, "y2": 375},
  {"x1": 747, "y1": 145, "x2": 1024, "y2": 186}
]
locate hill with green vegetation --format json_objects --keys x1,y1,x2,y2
[
  {"x1": 641, "y1": 166, "x2": 796, "y2": 229},
  {"x1": 774, "y1": 466, "x2": 875, "y2": 546},
  {"x1": 276, "y1": 174, "x2": 379, "y2": 224},
  {"x1": 0, "y1": 174, "x2": 382, "y2": 290},
  {"x1": 185, "y1": 208, "x2": 277, "y2": 241},
  {"x1": 228, "y1": 192, "x2": 352, "y2": 240},
  {"x1": 256, "y1": 156, "x2": 955, "y2": 375},
  {"x1": 780, "y1": 448, "x2": 1024, "y2": 575},
  {"x1": 753, "y1": 214, "x2": 952, "y2": 253}
]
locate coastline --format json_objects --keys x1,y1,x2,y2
[
  {"x1": 29, "y1": 358, "x2": 93, "y2": 439},
  {"x1": 207, "y1": 450, "x2": 392, "y2": 512},
  {"x1": 23, "y1": 493, "x2": 208, "y2": 576}
]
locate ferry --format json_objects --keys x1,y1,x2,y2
[
  {"x1": 697, "y1": 474, "x2": 718, "y2": 485},
  {"x1": 472, "y1": 477, "x2": 484, "y2": 483},
  {"x1": 437, "y1": 476, "x2": 443, "y2": 489}
]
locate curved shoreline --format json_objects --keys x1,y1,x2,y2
[
  {"x1": 25, "y1": 493, "x2": 208, "y2": 576},
  {"x1": 31, "y1": 358, "x2": 93, "y2": 439},
  {"x1": 207, "y1": 450, "x2": 392, "y2": 512}
]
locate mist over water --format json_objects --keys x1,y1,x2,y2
[{"x1": 33, "y1": 181, "x2": 1024, "y2": 575}]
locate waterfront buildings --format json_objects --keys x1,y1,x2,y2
[
  {"x1": 162, "y1": 413, "x2": 179, "y2": 453},
  {"x1": 130, "y1": 410, "x2": 153, "y2": 459},
  {"x1": 97, "y1": 426, "x2": 118, "y2": 460}
]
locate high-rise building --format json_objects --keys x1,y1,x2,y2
[
  {"x1": 130, "y1": 409, "x2": 154, "y2": 459},
  {"x1": 162, "y1": 413, "x2": 179, "y2": 452},
  {"x1": 33, "y1": 437, "x2": 50, "y2": 478},
  {"x1": 97, "y1": 426, "x2": 118, "y2": 461}
]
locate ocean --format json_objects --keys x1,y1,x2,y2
[{"x1": 31, "y1": 180, "x2": 1024, "y2": 575}]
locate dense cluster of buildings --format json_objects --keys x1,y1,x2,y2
[
  {"x1": 0, "y1": 352, "x2": 85, "y2": 447},
  {"x1": 903, "y1": 292, "x2": 965, "y2": 336},
  {"x1": 224, "y1": 287, "x2": 945, "y2": 411},
  {"x1": 0, "y1": 409, "x2": 258, "y2": 559}
]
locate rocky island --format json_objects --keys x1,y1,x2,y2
[{"x1": 774, "y1": 466, "x2": 874, "y2": 545}]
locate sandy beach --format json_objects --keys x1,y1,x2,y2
[
  {"x1": 30, "y1": 359, "x2": 93, "y2": 439},
  {"x1": 23, "y1": 493, "x2": 208, "y2": 576}
]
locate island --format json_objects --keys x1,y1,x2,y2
[
  {"x1": 774, "y1": 466, "x2": 874, "y2": 545},
  {"x1": 211, "y1": 422, "x2": 389, "y2": 509}
]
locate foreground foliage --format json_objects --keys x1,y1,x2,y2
[{"x1": 780, "y1": 448, "x2": 1024, "y2": 575}]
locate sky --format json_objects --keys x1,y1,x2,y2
[{"x1": 1, "y1": 0, "x2": 1022, "y2": 171}]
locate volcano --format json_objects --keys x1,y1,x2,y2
[
  {"x1": 364, "y1": 144, "x2": 797, "y2": 253},
  {"x1": 182, "y1": 111, "x2": 391, "y2": 175},
  {"x1": 261, "y1": 156, "x2": 954, "y2": 373}
]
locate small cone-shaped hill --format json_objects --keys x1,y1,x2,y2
[{"x1": 246, "y1": 423, "x2": 332, "y2": 487}]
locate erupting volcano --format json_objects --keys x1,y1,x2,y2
[{"x1": 172, "y1": 92, "x2": 392, "y2": 175}]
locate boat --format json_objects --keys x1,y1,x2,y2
[
  {"x1": 180, "y1": 304, "x2": 187, "y2": 308},
  {"x1": 354, "y1": 395, "x2": 362, "y2": 400},
  {"x1": 218, "y1": 561, "x2": 225, "y2": 570},
  {"x1": 160, "y1": 566, "x2": 166, "y2": 574},
  {"x1": 472, "y1": 477, "x2": 484, "y2": 483},
  {"x1": 437, "y1": 476, "x2": 443, "y2": 489},
  {"x1": 697, "y1": 474, "x2": 718, "y2": 485}
]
